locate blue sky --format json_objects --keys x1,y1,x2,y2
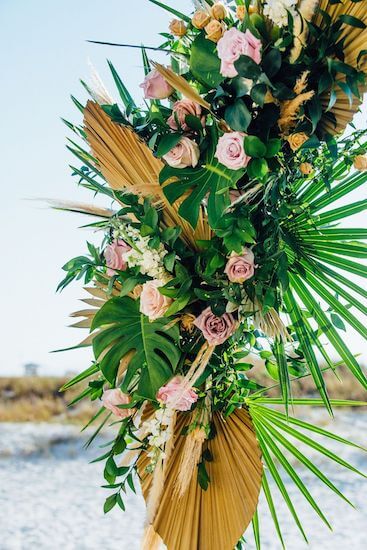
[{"x1": 0, "y1": 0, "x2": 365, "y2": 376}]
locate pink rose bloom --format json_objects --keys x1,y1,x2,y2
[
  {"x1": 217, "y1": 28, "x2": 262, "y2": 78},
  {"x1": 167, "y1": 99, "x2": 205, "y2": 131},
  {"x1": 157, "y1": 376, "x2": 198, "y2": 411},
  {"x1": 194, "y1": 307, "x2": 236, "y2": 346},
  {"x1": 104, "y1": 239, "x2": 131, "y2": 276},
  {"x1": 140, "y1": 68, "x2": 174, "y2": 99},
  {"x1": 163, "y1": 137, "x2": 200, "y2": 169},
  {"x1": 102, "y1": 389, "x2": 135, "y2": 418},
  {"x1": 140, "y1": 279, "x2": 173, "y2": 321},
  {"x1": 224, "y1": 248, "x2": 256, "y2": 283},
  {"x1": 215, "y1": 132, "x2": 250, "y2": 170}
]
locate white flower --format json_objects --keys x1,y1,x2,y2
[{"x1": 263, "y1": 0, "x2": 297, "y2": 27}]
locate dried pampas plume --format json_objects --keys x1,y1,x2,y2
[
  {"x1": 278, "y1": 71, "x2": 314, "y2": 135},
  {"x1": 87, "y1": 60, "x2": 115, "y2": 105},
  {"x1": 289, "y1": 0, "x2": 319, "y2": 63}
]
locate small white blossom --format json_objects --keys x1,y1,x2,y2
[{"x1": 263, "y1": 0, "x2": 297, "y2": 27}]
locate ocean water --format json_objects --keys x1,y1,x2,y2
[{"x1": 0, "y1": 411, "x2": 366, "y2": 550}]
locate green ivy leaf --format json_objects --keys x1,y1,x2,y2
[
  {"x1": 247, "y1": 158, "x2": 269, "y2": 180},
  {"x1": 156, "y1": 133, "x2": 182, "y2": 157},
  {"x1": 234, "y1": 55, "x2": 262, "y2": 80}
]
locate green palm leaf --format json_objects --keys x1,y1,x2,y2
[{"x1": 91, "y1": 296, "x2": 180, "y2": 399}]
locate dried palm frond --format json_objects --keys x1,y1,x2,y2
[
  {"x1": 84, "y1": 101, "x2": 211, "y2": 249},
  {"x1": 316, "y1": 0, "x2": 367, "y2": 134},
  {"x1": 138, "y1": 408, "x2": 263, "y2": 550},
  {"x1": 141, "y1": 524, "x2": 163, "y2": 550},
  {"x1": 152, "y1": 63, "x2": 211, "y2": 110},
  {"x1": 46, "y1": 199, "x2": 115, "y2": 218}
]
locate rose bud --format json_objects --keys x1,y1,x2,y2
[
  {"x1": 224, "y1": 248, "x2": 256, "y2": 283},
  {"x1": 192, "y1": 10, "x2": 211, "y2": 29},
  {"x1": 205, "y1": 20, "x2": 225, "y2": 43},
  {"x1": 236, "y1": 5, "x2": 245, "y2": 20},
  {"x1": 139, "y1": 279, "x2": 172, "y2": 321},
  {"x1": 194, "y1": 307, "x2": 237, "y2": 346},
  {"x1": 102, "y1": 389, "x2": 135, "y2": 419},
  {"x1": 353, "y1": 154, "x2": 367, "y2": 172},
  {"x1": 287, "y1": 132, "x2": 309, "y2": 151},
  {"x1": 211, "y1": 2, "x2": 227, "y2": 21},
  {"x1": 299, "y1": 162, "x2": 314, "y2": 175},
  {"x1": 157, "y1": 376, "x2": 198, "y2": 412},
  {"x1": 169, "y1": 19, "x2": 187, "y2": 37}
]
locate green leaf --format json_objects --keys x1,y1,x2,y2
[
  {"x1": 148, "y1": 0, "x2": 191, "y2": 22},
  {"x1": 107, "y1": 60, "x2": 136, "y2": 109},
  {"x1": 244, "y1": 136, "x2": 267, "y2": 158},
  {"x1": 247, "y1": 158, "x2": 268, "y2": 180},
  {"x1": 339, "y1": 14, "x2": 366, "y2": 28},
  {"x1": 265, "y1": 138, "x2": 281, "y2": 158},
  {"x1": 91, "y1": 296, "x2": 180, "y2": 398},
  {"x1": 250, "y1": 83, "x2": 268, "y2": 107},
  {"x1": 156, "y1": 133, "x2": 182, "y2": 157},
  {"x1": 190, "y1": 32, "x2": 223, "y2": 89},
  {"x1": 198, "y1": 461, "x2": 210, "y2": 491},
  {"x1": 225, "y1": 99, "x2": 252, "y2": 132},
  {"x1": 103, "y1": 493, "x2": 117, "y2": 514},
  {"x1": 262, "y1": 49, "x2": 282, "y2": 78},
  {"x1": 234, "y1": 55, "x2": 261, "y2": 80}
]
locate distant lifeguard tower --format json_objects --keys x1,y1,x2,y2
[{"x1": 24, "y1": 363, "x2": 40, "y2": 377}]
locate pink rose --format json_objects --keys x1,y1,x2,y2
[
  {"x1": 104, "y1": 239, "x2": 131, "y2": 276},
  {"x1": 194, "y1": 307, "x2": 236, "y2": 346},
  {"x1": 224, "y1": 248, "x2": 256, "y2": 283},
  {"x1": 140, "y1": 279, "x2": 173, "y2": 321},
  {"x1": 167, "y1": 99, "x2": 205, "y2": 131},
  {"x1": 217, "y1": 28, "x2": 262, "y2": 78},
  {"x1": 163, "y1": 137, "x2": 200, "y2": 169},
  {"x1": 157, "y1": 376, "x2": 198, "y2": 411},
  {"x1": 102, "y1": 389, "x2": 135, "y2": 418},
  {"x1": 140, "y1": 68, "x2": 174, "y2": 100},
  {"x1": 215, "y1": 132, "x2": 250, "y2": 170}
]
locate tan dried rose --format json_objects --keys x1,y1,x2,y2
[
  {"x1": 249, "y1": 5, "x2": 258, "y2": 14},
  {"x1": 169, "y1": 19, "x2": 187, "y2": 37},
  {"x1": 192, "y1": 10, "x2": 211, "y2": 29},
  {"x1": 181, "y1": 313, "x2": 196, "y2": 333},
  {"x1": 211, "y1": 2, "x2": 227, "y2": 20},
  {"x1": 287, "y1": 132, "x2": 309, "y2": 151},
  {"x1": 205, "y1": 20, "x2": 225, "y2": 42},
  {"x1": 353, "y1": 154, "x2": 367, "y2": 172},
  {"x1": 236, "y1": 5, "x2": 245, "y2": 20},
  {"x1": 299, "y1": 162, "x2": 313, "y2": 175}
]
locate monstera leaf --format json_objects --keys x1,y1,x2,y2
[
  {"x1": 91, "y1": 296, "x2": 180, "y2": 399},
  {"x1": 160, "y1": 127, "x2": 244, "y2": 229}
]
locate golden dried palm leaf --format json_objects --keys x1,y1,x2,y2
[
  {"x1": 153, "y1": 63, "x2": 211, "y2": 110},
  {"x1": 138, "y1": 408, "x2": 263, "y2": 550},
  {"x1": 84, "y1": 101, "x2": 211, "y2": 249},
  {"x1": 315, "y1": 0, "x2": 367, "y2": 134}
]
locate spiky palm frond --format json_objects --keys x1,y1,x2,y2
[
  {"x1": 248, "y1": 397, "x2": 366, "y2": 548},
  {"x1": 281, "y1": 160, "x2": 367, "y2": 411}
]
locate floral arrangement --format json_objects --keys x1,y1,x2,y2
[{"x1": 56, "y1": 1, "x2": 367, "y2": 548}]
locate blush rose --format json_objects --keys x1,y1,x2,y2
[
  {"x1": 156, "y1": 376, "x2": 198, "y2": 411},
  {"x1": 215, "y1": 131, "x2": 250, "y2": 170},
  {"x1": 163, "y1": 137, "x2": 200, "y2": 169},
  {"x1": 224, "y1": 248, "x2": 256, "y2": 283},
  {"x1": 102, "y1": 389, "x2": 135, "y2": 418},
  {"x1": 167, "y1": 99, "x2": 205, "y2": 131},
  {"x1": 139, "y1": 279, "x2": 173, "y2": 321},
  {"x1": 194, "y1": 307, "x2": 237, "y2": 346},
  {"x1": 140, "y1": 68, "x2": 174, "y2": 100},
  {"x1": 217, "y1": 27, "x2": 262, "y2": 78},
  {"x1": 104, "y1": 239, "x2": 131, "y2": 276}
]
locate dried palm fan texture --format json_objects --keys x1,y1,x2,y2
[
  {"x1": 138, "y1": 408, "x2": 263, "y2": 550},
  {"x1": 316, "y1": 0, "x2": 367, "y2": 134},
  {"x1": 84, "y1": 100, "x2": 211, "y2": 249}
]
